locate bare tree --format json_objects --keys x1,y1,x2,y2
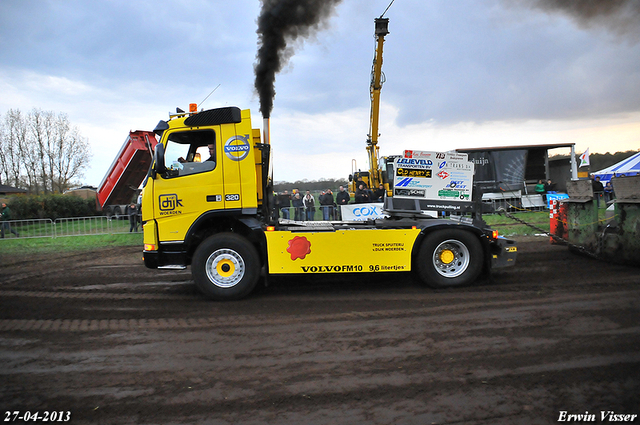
[
  {"x1": 52, "y1": 115, "x2": 90, "y2": 192},
  {"x1": 28, "y1": 109, "x2": 48, "y2": 193},
  {"x1": 0, "y1": 112, "x2": 5, "y2": 185},
  {"x1": 0, "y1": 108, "x2": 91, "y2": 194},
  {"x1": 1, "y1": 109, "x2": 27, "y2": 188}
]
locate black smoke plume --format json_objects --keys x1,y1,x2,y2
[
  {"x1": 254, "y1": 0, "x2": 342, "y2": 118},
  {"x1": 519, "y1": 0, "x2": 640, "y2": 39}
]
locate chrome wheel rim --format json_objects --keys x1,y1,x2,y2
[
  {"x1": 205, "y1": 248, "x2": 245, "y2": 288},
  {"x1": 432, "y1": 239, "x2": 470, "y2": 278}
]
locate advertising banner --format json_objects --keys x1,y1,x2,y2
[
  {"x1": 340, "y1": 203, "x2": 387, "y2": 221},
  {"x1": 395, "y1": 151, "x2": 474, "y2": 203}
]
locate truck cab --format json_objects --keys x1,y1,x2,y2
[{"x1": 142, "y1": 107, "x2": 269, "y2": 274}]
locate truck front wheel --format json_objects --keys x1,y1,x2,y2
[
  {"x1": 192, "y1": 233, "x2": 260, "y2": 300},
  {"x1": 416, "y1": 229, "x2": 483, "y2": 288}
]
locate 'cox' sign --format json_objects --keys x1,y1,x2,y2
[
  {"x1": 341, "y1": 203, "x2": 388, "y2": 221},
  {"x1": 353, "y1": 205, "x2": 381, "y2": 217}
]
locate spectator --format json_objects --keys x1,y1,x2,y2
[
  {"x1": 128, "y1": 203, "x2": 139, "y2": 232},
  {"x1": 544, "y1": 179, "x2": 555, "y2": 193},
  {"x1": 326, "y1": 188, "x2": 335, "y2": 219},
  {"x1": 535, "y1": 179, "x2": 545, "y2": 196},
  {"x1": 318, "y1": 190, "x2": 326, "y2": 220},
  {"x1": 373, "y1": 184, "x2": 386, "y2": 202},
  {"x1": 604, "y1": 181, "x2": 614, "y2": 203},
  {"x1": 292, "y1": 192, "x2": 303, "y2": 221},
  {"x1": 355, "y1": 184, "x2": 370, "y2": 204},
  {"x1": 1, "y1": 202, "x2": 19, "y2": 238},
  {"x1": 279, "y1": 190, "x2": 291, "y2": 219},
  {"x1": 335, "y1": 185, "x2": 350, "y2": 220},
  {"x1": 319, "y1": 188, "x2": 335, "y2": 221},
  {"x1": 303, "y1": 190, "x2": 315, "y2": 221},
  {"x1": 592, "y1": 175, "x2": 604, "y2": 207}
]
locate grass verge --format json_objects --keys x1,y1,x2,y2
[
  {"x1": 0, "y1": 208, "x2": 606, "y2": 254},
  {"x1": 0, "y1": 233, "x2": 143, "y2": 255},
  {"x1": 483, "y1": 211, "x2": 551, "y2": 237}
]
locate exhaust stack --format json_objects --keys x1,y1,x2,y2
[{"x1": 263, "y1": 117, "x2": 270, "y2": 145}]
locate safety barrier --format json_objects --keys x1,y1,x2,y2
[
  {"x1": 0, "y1": 216, "x2": 139, "y2": 240},
  {"x1": 483, "y1": 197, "x2": 548, "y2": 213},
  {"x1": 278, "y1": 206, "x2": 338, "y2": 221},
  {"x1": 1, "y1": 219, "x2": 55, "y2": 239},
  {"x1": 278, "y1": 205, "x2": 348, "y2": 221}
]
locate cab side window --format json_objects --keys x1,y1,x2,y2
[{"x1": 164, "y1": 130, "x2": 216, "y2": 177}]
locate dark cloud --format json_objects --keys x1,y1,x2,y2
[
  {"x1": 375, "y1": 0, "x2": 640, "y2": 126},
  {"x1": 1, "y1": 0, "x2": 639, "y2": 132},
  {"x1": 517, "y1": 0, "x2": 640, "y2": 40}
]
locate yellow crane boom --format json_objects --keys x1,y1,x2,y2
[{"x1": 366, "y1": 17, "x2": 389, "y2": 190}]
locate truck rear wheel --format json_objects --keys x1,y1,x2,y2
[
  {"x1": 192, "y1": 233, "x2": 260, "y2": 300},
  {"x1": 416, "y1": 229, "x2": 483, "y2": 288}
]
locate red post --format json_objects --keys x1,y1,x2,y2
[
  {"x1": 549, "y1": 200, "x2": 558, "y2": 244},
  {"x1": 550, "y1": 200, "x2": 568, "y2": 244}
]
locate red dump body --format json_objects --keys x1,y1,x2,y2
[{"x1": 97, "y1": 131, "x2": 157, "y2": 208}]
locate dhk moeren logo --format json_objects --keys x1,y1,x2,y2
[{"x1": 159, "y1": 194, "x2": 183, "y2": 211}]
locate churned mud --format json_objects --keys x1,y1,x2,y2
[{"x1": 0, "y1": 237, "x2": 639, "y2": 424}]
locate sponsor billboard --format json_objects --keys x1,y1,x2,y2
[{"x1": 394, "y1": 151, "x2": 474, "y2": 202}]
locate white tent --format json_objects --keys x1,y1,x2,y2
[{"x1": 593, "y1": 152, "x2": 640, "y2": 183}]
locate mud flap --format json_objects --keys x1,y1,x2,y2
[{"x1": 491, "y1": 237, "x2": 517, "y2": 268}]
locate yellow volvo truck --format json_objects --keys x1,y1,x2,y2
[{"x1": 141, "y1": 105, "x2": 517, "y2": 300}]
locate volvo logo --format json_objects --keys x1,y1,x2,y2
[{"x1": 224, "y1": 135, "x2": 250, "y2": 161}]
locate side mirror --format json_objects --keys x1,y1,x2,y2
[
  {"x1": 348, "y1": 174, "x2": 353, "y2": 182},
  {"x1": 153, "y1": 143, "x2": 167, "y2": 176}
]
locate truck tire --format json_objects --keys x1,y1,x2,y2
[
  {"x1": 192, "y1": 233, "x2": 260, "y2": 300},
  {"x1": 415, "y1": 229, "x2": 483, "y2": 288}
]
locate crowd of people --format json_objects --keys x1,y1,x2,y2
[{"x1": 275, "y1": 179, "x2": 385, "y2": 221}]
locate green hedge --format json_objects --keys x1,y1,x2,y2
[{"x1": 5, "y1": 195, "x2": 100, "y2": 220}]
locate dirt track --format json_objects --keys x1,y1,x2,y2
[{"x1": 1, "y1": 236, "x2": 639, "y2": 424}]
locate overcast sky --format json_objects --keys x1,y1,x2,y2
[{"x1": 1, "y1": 0, "x2": 639, "y2": 186}]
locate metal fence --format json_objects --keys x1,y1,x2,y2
[
  {"x1": 277, "y1": 206, "x2": 338, "y2": 221},
  {"x1": 0, "y1": 216, "x2": 139, "y2": 240}
]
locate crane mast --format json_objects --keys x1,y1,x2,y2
[{"x1": 366, "y1": 17, "x2": 389, "y2": 190}]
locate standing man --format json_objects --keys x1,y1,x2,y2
[
  {"x1": 373, "y1": 184, "x2": 386, "y2": 202},
  {"x1": 336, "y1": 185, "x2": 350, "y2": 220},
  {"x1": 128, "y1": 203, "x2": 139, "y2": 232},
  {"x1": 1, "y1": 202, "x2": 19, "y2": 238},
  {"x1": 279, "y1": 190, "x2": 291, "y2": 219},
  {"x1": 592, "y1": 175, "x2": 604, "y2": 208},
  {"x1": 292, "y1": 192, "x2": 304, "y2": 221},
  {"x1": 319, "y1": 189, "x2": 334, "y2": 221},
  {"x1": 325, "y1": 188, "x2": 335, "y2": 220},
  {"x1": 303, "y1": 190, "x2": 315, "y2": 221},
  {"x1": 355, "y1": 184, "x2": 370, "y2": 204}
]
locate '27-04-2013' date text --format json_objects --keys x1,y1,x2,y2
[{"x1": 5, "y1": 411, "x2": 71, "y2": 422}]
